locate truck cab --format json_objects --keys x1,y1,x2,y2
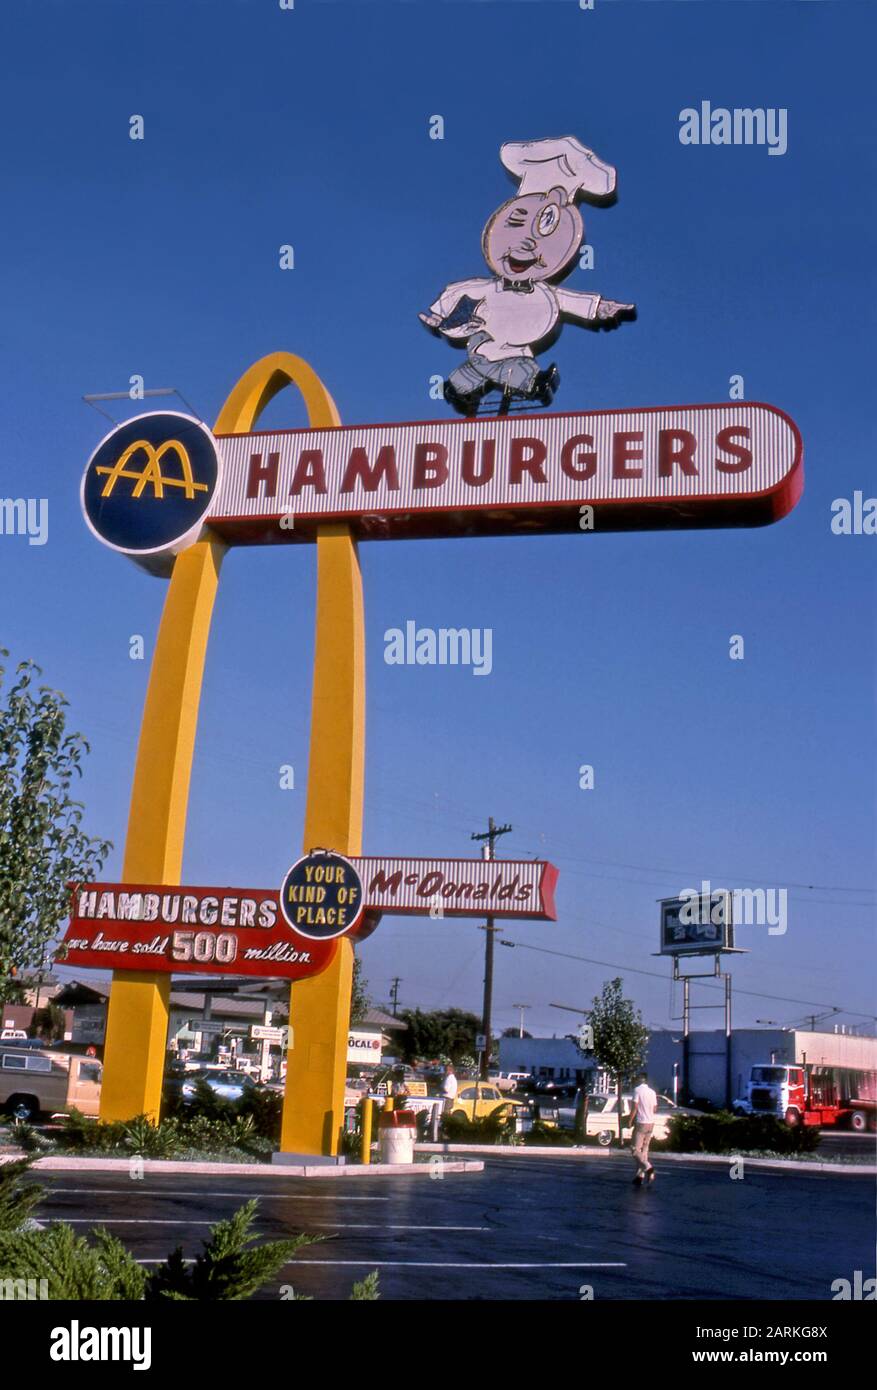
[{"x1": 745, "y1": 1064, "x2": 807, "y2": 1122}]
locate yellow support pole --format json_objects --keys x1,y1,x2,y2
[
  {"x1": 99, "y1": 538, "x2": 226, "y2": 1121},
  {"x1": 360, "y1": 1096, "x2": 373, "y2": 1165},
  {"x1": 279, "y1": 520, "x2": 365, "y2": 1156},
  {"x1": 100, "y1": 352, "x2": 341, "y2": 1125}
]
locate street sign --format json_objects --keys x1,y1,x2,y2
[
  {"x1": 82, "y1": 404, "x2": 802, "y2": 572},
  {"x1": 196, "y1": 1020, "x2": 226, "y2": 1036},
  {"x1": 251, "y1": 1025, "x2": 286, "y2": 1044},
  {"x1": 476, "y1": 1033, "x2": 487, "y2": 1051}
]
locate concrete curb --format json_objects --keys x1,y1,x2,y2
[
  {"x1": 19, "y1": 1154, "x2": 484, "y2": 1179},
  {"x1": 415, "y1": 1142, "x2": 876, "y2": 1176}
]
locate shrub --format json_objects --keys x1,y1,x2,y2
[
  {"x1": 522, "y1": 1120, "x2": 577, "y2": 1147},
  {"x1": 664, "y1": 1111, "x2": 821, "y2": 1155},
  {"x1": 441, "y1": 1110, "x2": 519, "y2": 1144},
  {"x1": 0, "y1": 1158, "x2": 377, "y2": 1301}
]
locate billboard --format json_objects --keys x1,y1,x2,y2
[
  {"x1": 81, "y1": 403, "x2": 802, "y2": 570},
  {"x1": 659, "y1": 890, "x2": 735, "y2": 956}
]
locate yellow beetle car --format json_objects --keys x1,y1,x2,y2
[{"x1": 449, "y1": 1080, "x2": 528, "y2": 1124}]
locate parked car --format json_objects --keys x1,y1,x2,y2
[
  {"x1": 0, "y1": 1046, "x2": 102, "y2": 1121},
  {"x1": 174, "y1": 1069, "x2": 258, "y2": 1103},
  {"x1": 447, "y1": 1081, "x2": 528, "y2": 1124},
  {"x1": 572, "y1": 1091, "x2": 693, "y2": 1146}
]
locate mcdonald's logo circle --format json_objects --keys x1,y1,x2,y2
[{"x1": 81, "y1": 412, "x2": 220, "y2": 564}]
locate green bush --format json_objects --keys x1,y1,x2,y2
[
  {"x1": 0, "y1": 1158, "x2": 378, "y2": 1301},
  {"x1": 522, "y1": 1120, "x2": 577, "y2": 1147},
  {"x1": 664, "y1": 1111, "x2": 821, "y2": 1155},
  {"x1": 441, "y1": 1110, "x2": 519, "y2": 1144}
]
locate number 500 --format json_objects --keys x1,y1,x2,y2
[{"x1": 171, "y1": 930, "x2": 237, "y2": 964}]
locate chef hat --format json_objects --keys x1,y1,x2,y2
[{"x1": 500, "y1": 136, "x2": 617, "y2": 203}]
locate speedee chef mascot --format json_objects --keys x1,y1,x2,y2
[{"x1": 420, "y1": 136, "x2": 635, "y2": 416}]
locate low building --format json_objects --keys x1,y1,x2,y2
[
  {"x1": 648, "y1": 1027, "x2": 877, "y2": 1108},
  {"x1": 498, "y1": 1035, "x2": 598, "y2": 1086}
]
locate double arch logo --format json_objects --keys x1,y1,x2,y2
[{"x1": 81, "y1": 410, "x2": 220, "y2": 563}]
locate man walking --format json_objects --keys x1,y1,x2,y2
[
  {"x1": 441, "y1": 1063, "x2": 458, "y2": 1114},
  {"x1": 629, "y1": 1071, "x2": 658, "y2": 1186}
]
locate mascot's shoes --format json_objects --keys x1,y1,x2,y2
[
  {"x1": 533, "y1": 363, "x2": 560, "y2": 407},
  {"x1": 443, "y1": 379, "x2": 483, "y2": 417}
]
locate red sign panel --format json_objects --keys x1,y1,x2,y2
[{"x1": 61, "y1": 883, "x2": 338, "y2": 981}]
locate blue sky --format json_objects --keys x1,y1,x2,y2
[{"x1": 0, "y1": 0, "x2": 874, "y2": 1037}]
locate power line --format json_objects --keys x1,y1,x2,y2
[{"x1": 497, "y1": 939, "x2": 877, "y2": 1020}]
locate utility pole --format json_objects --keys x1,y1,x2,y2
[
  {"x1": 471, "y1": 816, "x2": 512, "y2": 1079},
  {"x1": 512, "y1": 1003, "x2": 530, "y2": 1038},
  {"x1": 389, "y1": 977, "x2": 402, "y2": 1018}
]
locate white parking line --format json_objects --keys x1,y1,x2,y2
[
  {"x1": 289, "y1": 1260, "x2": 627, "y2": 1269},
  {"x1": 135, "y1": 1259, "x2": 626, "y2": 1268},
  {"x1": 43, "y1": 1187, "x2": 389, "y2": 1202},
  {"x1": 55, "y1": 1219, "x2": 490, "y2": 1231}
]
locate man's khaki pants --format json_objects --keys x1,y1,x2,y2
[{"x1": 632, "y1": 1122, "x2": 655, "y2": 1174}]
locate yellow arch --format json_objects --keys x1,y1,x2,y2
[{"x1": 100, "y1": 352, "x2": 362, "y2": 1154}]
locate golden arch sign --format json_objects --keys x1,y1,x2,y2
[{"x1": 81, "y1": 351, "x2": 801, "y2": 1157}]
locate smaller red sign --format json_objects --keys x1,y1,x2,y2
[{"x1": 61, "y1": 882, "x2": 338, "y2": 981}]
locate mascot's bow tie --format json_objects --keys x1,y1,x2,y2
[{"x1": 501, "y1": 278, "x2": 534, "y2": 294}]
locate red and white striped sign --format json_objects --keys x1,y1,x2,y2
[
  {"x1": 208, "y1": 402, "x2": 801, "y2": 542},
  {"x1": 349, "y1": 856, "x2": 557, "y2": 920}
]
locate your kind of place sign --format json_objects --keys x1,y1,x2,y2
[
  {"x1": 60, "y1": 855, "x2": 557, "y2": 981},
  {"x1": 81, "y1": 404, "x2": 802, "y2": 571}
]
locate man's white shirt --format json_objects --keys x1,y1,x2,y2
[{"x1": 632, "y1": 1083, "x2": 657, "y2": 1125}]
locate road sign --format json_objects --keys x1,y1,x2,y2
[
  {"x1": 251, "y1": 1025, "x2": 286, "y2": 1044},
  {"x1": 196, "y1": 1020, "x2": 226, "y2": 1036},
  {"x1": 476, "y1": 1033, "x2": 487, "y2": 1051}
]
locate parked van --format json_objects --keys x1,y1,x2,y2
[{"x1": 0, "y1": 1047, "x2": 102, "y2": 1121}]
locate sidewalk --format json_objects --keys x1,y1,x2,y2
[
  {"x1": 14, "y1": 1153, "x2": 484, "y2": 1179},
  {"x1": 415, "y1": 1142, "x2": 876, "y2": 1176}
]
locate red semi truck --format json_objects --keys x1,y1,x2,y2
[{"x1": 737, "y1": 1062, "x2": 876, "y2": 1131}]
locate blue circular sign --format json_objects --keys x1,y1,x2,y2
[
  {"x1": 81, "y1": 411, "x2": 220, "y2": 557},
  {"x1": 280, "y1": 851, "x2": 364, "y2": 941}
]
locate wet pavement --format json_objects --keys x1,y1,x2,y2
[{"x1": 29, "y1": 1152, "x2": 876, "y2": 1301}]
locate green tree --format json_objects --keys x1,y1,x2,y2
[
  {"x1": 31, "y1": 1001, "x2": 66, "y2": 1042},
  {"x1": 0, "y1": 654, "x2": 111, "y2": 1003},
  {"x1": 586, "y1": 978, "x2": 649, "y2": 1145},
  {"x1": 397, "y1": 1008, "x2": 482, "y2": 1064},
  {"x1": 350, "y1": 953, "x2": 370, "y2": 1026}
]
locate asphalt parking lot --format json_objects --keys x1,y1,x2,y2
[{"x1": 30, "y1": 1152, "x2": 876, "y2": 1301}]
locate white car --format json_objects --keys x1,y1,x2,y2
[{"x1": 560, "y1": 1091, "x2": 687, "y2": 1146}]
